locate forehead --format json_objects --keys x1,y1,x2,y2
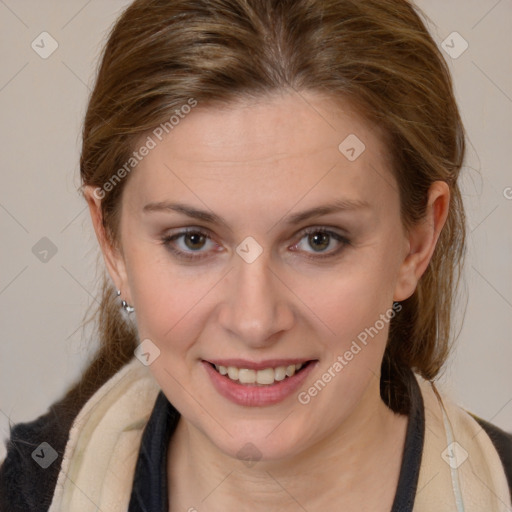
[{"x1": 123, "y1": 91, "x2": 397, "y2": 219}]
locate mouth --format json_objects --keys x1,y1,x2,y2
[
  {"x1": 206, "y1": 360, "x2": 314, "y2": 386},
  {"x1": 202, "y1": 359, "x2": 318, "y2": 407}
]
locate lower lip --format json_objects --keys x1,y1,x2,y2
[{"x1": 202, "y1": 360, "x2": 317, "y2": 407}]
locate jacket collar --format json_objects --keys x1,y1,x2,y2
[{"x1": 48, "y1": 357, "x2": 512, "y2": 511}]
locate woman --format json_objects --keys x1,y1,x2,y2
[{"x1": 1, "y1": 0, "x2": 510, "y2": 510}]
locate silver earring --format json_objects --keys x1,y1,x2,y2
[{"x1": 117, "y1": 289, "x2": 135, "y2": 313}]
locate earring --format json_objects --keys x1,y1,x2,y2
[{"x1": 116, "y1": 289, "x2": 135, "y2": 313}]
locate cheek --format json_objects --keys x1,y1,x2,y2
[
  {"x1": 133, "y1": 277, "x2": 206, "y2": 351},
  {"x1": 305, "y1": 244, "x2": 400, "y2": 364},
  {"x1": 124, "y1": 243, "x2": 206, "y2": 351},
  {"x1": 316, "y1": 285, "x2": 391, "y2": 368},
  {"x1": 313, "y1": 257, "x2": 396, "y2": 328}
]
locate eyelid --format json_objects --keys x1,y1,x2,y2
[
  {"x1": 160, "y1": 225, "x2": 351, "y2": 261},
  {"x1": 289, "y1": 226, "x2": 351, "y2": 260},
  {"x1": 161, "y1": 227, "x2": 220, "y2": 259}
]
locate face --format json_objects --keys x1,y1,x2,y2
[{"x1": 86, "y1": 91, "x2": 446, "y2": 463}]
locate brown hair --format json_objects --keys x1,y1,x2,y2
[{"x1": 62, "y1": 0, "x2": 466, "y2": 417}]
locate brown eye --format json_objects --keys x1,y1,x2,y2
[
  {"x1": 291, "y1": 227, "x2": 351, "y2": 260},
  {"x1": 161, "y1": 229, "x2": 218, "y2": 261},
  {"x1": 307, "y1": 232, "x2": 331, "y2": 252},
  {"x1": 161, "y1": 226, "x2": 350, "y2": 263},
  {"x1": 183, "y1": 232, "x2": 207, "y2": 251}
]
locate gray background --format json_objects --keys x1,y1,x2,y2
[{"x1": 1, "y1": 0, "x2": 511, "y2": 462}]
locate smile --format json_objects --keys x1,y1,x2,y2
[
  {"x1": 213, "y1": 362, "x2": 305, "y2": 385},
  {"x1": 202, "y1": 359, "x2": 317, "y2": 406}
]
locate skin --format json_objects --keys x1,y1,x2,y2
[{"x1": 84, "y1": 90, "x2": 449, "y2": 511}]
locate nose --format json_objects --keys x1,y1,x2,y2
[{"x1": 217, "y1": 252, "x2": 295, "y2": 349}]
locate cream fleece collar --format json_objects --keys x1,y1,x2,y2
[{"x1": 48, "y1": 358, "x2": 511, "y2": 511}]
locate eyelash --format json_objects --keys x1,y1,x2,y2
[{"x1": 160, "y1": 227, "x2": 351, "y2": 262}]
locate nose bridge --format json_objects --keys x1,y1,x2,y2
[{"x1": 218, "y1": 251, "x2": 294, "y2": 345}]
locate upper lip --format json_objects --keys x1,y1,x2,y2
[{"x1": 204, "y1": 358, "x2": 314, "y2": 370}]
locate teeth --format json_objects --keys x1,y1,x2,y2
[
  {"x1": 238, "y1": 369, "x2": 256, "y2": 384},
  {"x1": 256, "y1": 368, "x2": 275, "y2": 385},
  {"x1": 274, "y1": 367, "x2": 287, "y2": 381},
  {"x1": 213, "y1": 362, "x2": 306, "y2": 385},
  {"x1": 227, "y1": 366, "x2": 239, "y2": 380}
]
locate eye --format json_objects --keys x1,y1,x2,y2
[
  {"x1": 160, "y1": 229, "x2": 220, "y2": 261},
  {"x1": 290, "y1": 227, "x2": 350, "y2": 260},
  {"x1": 161, "y1": 226, "x2": 350, "y2": 262}
]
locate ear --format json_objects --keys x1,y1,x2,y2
[
  {"x1": 83, "y1": 185, "x2": 130, "y2": 298},
  {"x1": 393, "y1": 181, "x2": 450, "y2": 302}
]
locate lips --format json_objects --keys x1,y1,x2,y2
[
  {"x1": 202, "y1": 358, "x2": 318, "y2": 407},
  {"x1": 205, "y1": 358, "x2": 312, "y2": 370},
  {"x1": 210, "y1": 361, "x2": 307, "y2": 385}
]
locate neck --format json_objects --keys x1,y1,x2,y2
[{"x1": 167, "y1": 378, "x2": 408, "y2": 512}]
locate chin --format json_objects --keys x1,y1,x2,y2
[{"x1": 198, "y1": 414, "x2": 314, "y2": 465}]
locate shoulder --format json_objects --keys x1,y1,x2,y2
[
  {"x1": 0, "y1": 404, "x2": 72, "y2": 512},
  {"x1": 413, "y1": 374, "x2": 512, "y2": 506},
  {"x1": 0, "y1": 358, "x2": 145, "y2": 511},
  {"x1": 469, "y1": 413, "x2": 512, "y2": 495}
]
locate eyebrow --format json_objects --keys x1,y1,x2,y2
[{"x1": 142, "y1": 198, "x2": 370, "y2": 227}]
